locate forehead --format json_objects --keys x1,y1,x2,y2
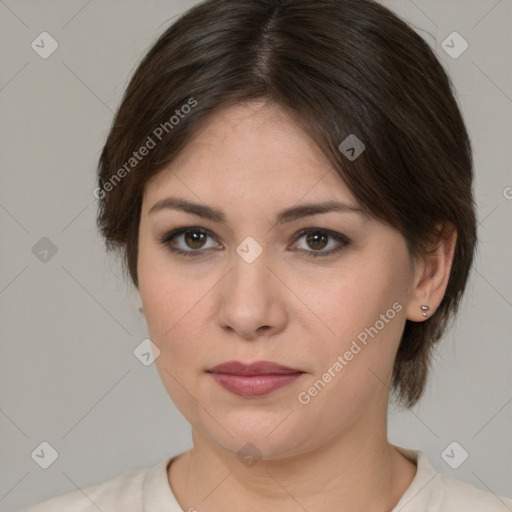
[{"x1": 143, "y1": 101, "x2": 358, "y2": 208}]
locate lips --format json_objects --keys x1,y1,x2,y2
[
  {"x1": 208, "y1": 360, "x2": 302, "y2": 375},
  {"x1": 207, "y1": 360, "x2": 304, "y2": 397}
]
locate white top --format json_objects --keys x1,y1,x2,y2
[{"x1": 23, "y1": 445, "x2": 512, "y2": 511}]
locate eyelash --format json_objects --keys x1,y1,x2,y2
[{"x1": 157, "y1": 227, "x2": 351, "y2": 259}]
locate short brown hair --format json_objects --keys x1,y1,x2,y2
[{"x1": 96, "y1": 0, "x2": 477, "y2": 408}]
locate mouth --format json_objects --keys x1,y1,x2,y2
[{"x1": 207, "y1": 360, "x2": 305, "y2": 397}]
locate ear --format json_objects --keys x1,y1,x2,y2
[{"x1": 406, "y1": 222, "x2": 457, "y2": 322}]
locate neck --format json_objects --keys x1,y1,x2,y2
[{"x1": 168, "y1": 411, "x2": 417, "y2": 511}]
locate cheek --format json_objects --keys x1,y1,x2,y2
[
  {"x1": 138, "y1": 240, "x2": 178, "y2": 344},
  {"x1": 138, "y1": 261, "x2": 210, "y2": 414},
  {"x1": 139, "y1": 269, "x2": 202, "y2": 348},
  {"x1": 306, "y1": 251, "x2": 410, "y2": 390},
  {"x1": 137, "y1": 245, "x2": 214, "y2": 372},
  {"x1": 320, "y1": 262, "x2": 407, "y2": 344},
  {"x1": 138, "y1": 228, "x2": 187, "y2": 334},
  {"x1": 295, "y1": 281, "x2": 407, "y2": 433}
]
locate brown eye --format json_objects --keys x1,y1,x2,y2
[
  {"x1": 305, "y1": 232, "x2": 329, "y2": 251},
  {"x1": 184, "y1": 230, "x2": 207, "y2": 249},
  {"x1": 158, "y1": 226, "x2": 350, "y2": 259},
  {"x1": 292, "y1": 228, "x2": 350, "y2": 259},
  {"x1": 158, "y1": 227, "x2": 220, "y2": 257}
]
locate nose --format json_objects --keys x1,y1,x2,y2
[{"x1": 216, "y1": 252, "x2": 288, "y2": 341}]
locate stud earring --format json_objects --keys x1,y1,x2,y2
[{"x1": 421, "y1": 305, "x2": 430, "y2": 317}]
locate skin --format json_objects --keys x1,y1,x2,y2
[{"x1": 137, "y1": 101, "x2": 457, "y2": 511}]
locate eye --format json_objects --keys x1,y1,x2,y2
[
  {"x1": 291, "y1": 228, "x2": 350, "y2": 258},
  {"x1": 157, "y1": 226, "x2": 351, "y2": 259},
  {"x1": 157, "y1": 227, "x2": 221, "y2": 257}
]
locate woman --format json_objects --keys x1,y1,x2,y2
[{"x1": 25, "y1": 0, "x2": 512, "y2": 510}]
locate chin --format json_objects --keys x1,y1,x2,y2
[{"x1": 196, "y1": 413, "x2": 316, "y2": 462}]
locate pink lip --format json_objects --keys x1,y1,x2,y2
[{"x1": 208, "y1": 360, "x2": 304, "y2": 397}]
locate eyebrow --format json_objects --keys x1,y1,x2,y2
[{"x1": 148, "y1": 196, "x2": 364, "y2": 225}]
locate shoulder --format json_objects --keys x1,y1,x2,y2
[
  {"x1": 394, "y1": 445, "x2": 512, "y2": 512},
  {"x1": 431, "y1": 471, "x2": 512, "y2": 511},
  {"x1": 23, "y1": 465, "x2": 148, "y2": 512}
]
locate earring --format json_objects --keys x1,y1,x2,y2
[{"x1": 421, "y1": 305, "x2": 430, "y2": 317}]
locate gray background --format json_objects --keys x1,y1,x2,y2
[{"x1": 1, "y1": 0, "x2": 511, "y2": 510}]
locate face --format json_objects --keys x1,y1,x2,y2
[{"x1": 137, "y1": 101, "x2": 418, "y2": 460}]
